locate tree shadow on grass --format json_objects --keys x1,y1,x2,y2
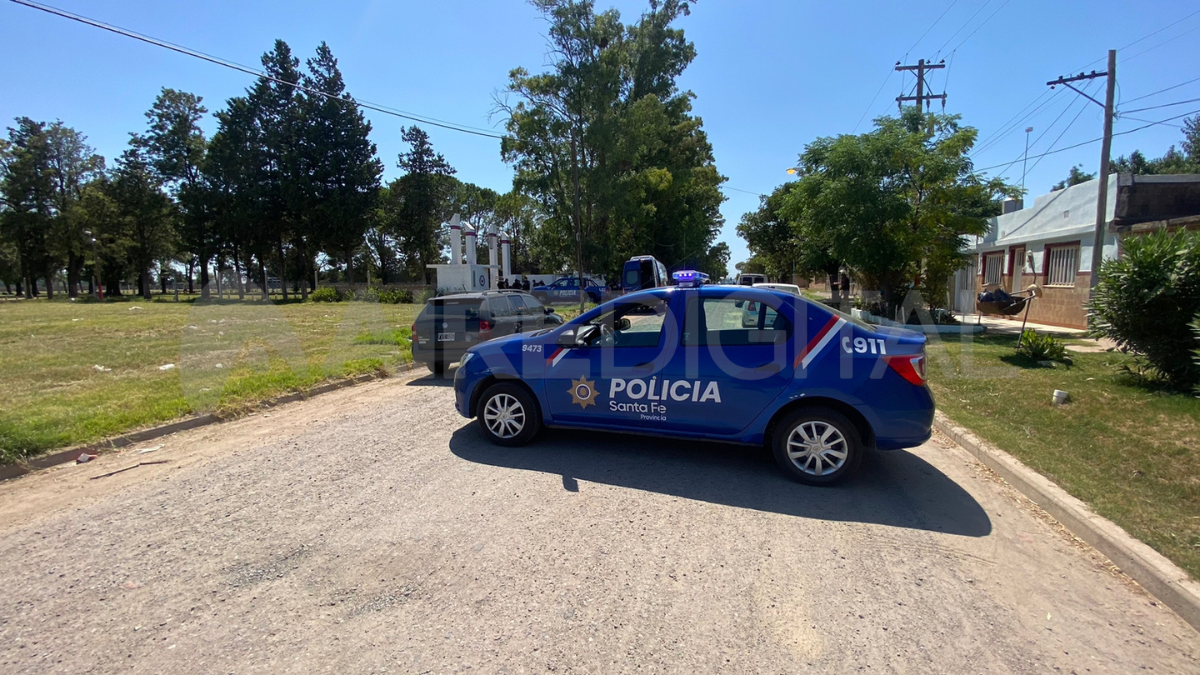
[{"x1": 448, "y1": 425, "x2": 992, "y2": 537}]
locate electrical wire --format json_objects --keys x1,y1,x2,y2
[
  {"x1": 947, "y1": 0, "x2": 1014, "y2": 54},
  {"x1": 903, "y1": 0, "x2": 961, "y2": 61},
  {"x1": 973, "y1": 89, "x2": 1053, "y2": 149},
  {"x1": 1020, "y1": 95, "x2": 1095, "y2": 177},
  {"x1": 1125, "y1": 22, "x2": 1200, "y2": 63},
  {"x1": 987, "y1": 89, "x2": 1094, "y2": 178},
  {"x1": 935, "y1": 0, "x2": 993, "y2": 57},
  {"x1": 972, "y1": 89, "x2": 1060, "y2": 156},
  {"x1": 852, "y1": 68, "x2": 894, "y2": 133},
  {"x1": 1123, "y1": 75, "x2": 1200, "y2": 104},
  {"x1": 1072, "y1": 7, "x2": 1200, "y2": 72},
  {"x1": 1117, "y1": 115, "x2": 1183, "y2": 129},
  {"x1": 1119, "y1": 96, "x2": 1200, "y2": 115},
  {"x1": 973, "y1": 107, "x2": 1200, "y2": 173},
  {"x1": 8, "y1": 0, "x2": 507, "y2": 139}
]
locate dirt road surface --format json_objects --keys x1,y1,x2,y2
[{"x1": 1, "y1": 373, "x2": 1196, "y2": 674}]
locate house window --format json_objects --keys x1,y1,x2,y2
[
  {"x1": 1046, "y1": 245, "x2": 1079, "y2": 287},
  {"x1": 983, "y1": 252, "x2": 1003, "y2": 285}
]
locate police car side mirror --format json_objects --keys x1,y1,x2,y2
[
  {"x1": 544, "y1": 306, "x2": 555, "y2": 314},
  {"x1": 556, "y1": 329, "x2": 578, "y2": 347},
  {"x1": 615, "y1": 317, "x2": 631, "y2": 332}
]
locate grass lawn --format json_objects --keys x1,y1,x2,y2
[
  {"x1": 926, "y1": 331, "x2": 1200, "y2": 579},
  {"x1": 0, "y1": 296, "x2": 419, "y2": 463}
]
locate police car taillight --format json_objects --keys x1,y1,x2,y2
[
  {"x1": 672, "y1": 270, "x2": 709, "y2": 288},
  {"x1": 885, "y1": 354, "x2": 926, "y2": 386}
]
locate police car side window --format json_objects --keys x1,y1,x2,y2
[
  {"x1": 684, "y1": 297, "x2": 791, "y2": 346},
  {"x1": 583, "y1": 298, "x2": 667, "y2": 348}
]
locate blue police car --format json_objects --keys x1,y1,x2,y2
[{"x1": 452, "y1": 272, "x2": 933, "y2": 485}]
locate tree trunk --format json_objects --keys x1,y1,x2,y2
[
  {"x1": 258, "y1": 255, "x2": 268, "y2": 301},
  {"x1": 67, "y1": 251, "x2": 82, "y2": 299},
  {"x1": 200, "y1": 260, "x2": 210, "y2": 300},
  {"x1": 346, "y1": 248, "x2": 355, "y2": 288},
  {"x1": 234, "y1": 252, "x2": 245, "y2": 300},
  {"x1": 187, "y1": 258, "x2": 195, "y2": 295},
  {"x1": 298, "y1": 241, "x2": 309, "y2": 301},
  {"x1": 44, "y1": 263, "x2": 54, "y2": 300},
  {"x1": 159, "y1": 262, "x2": 168, "y2": 295},
  {"x1": 141, "y1": 267, "x2": 151, "y2": 300},
  {"x1": 276, "y1": 237, "x2": 288, "y2": 301}
]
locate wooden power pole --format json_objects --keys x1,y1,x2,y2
[
  {"x1": 1047, "y1": 50, "x2": 1115, "y2": 293},
  {"x1": 896, "y1": 59, "x2": 947, "y2": 110}
]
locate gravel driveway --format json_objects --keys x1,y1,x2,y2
[{"x1": 0, "y1": 372, "x2": 1196, "y2": 674}]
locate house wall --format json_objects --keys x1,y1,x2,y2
[{"x1": 969, "y1": 176, "x2": 1122, "y2": 329}]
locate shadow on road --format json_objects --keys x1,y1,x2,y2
[
  {"x1": 449, "y1": 425, "x2": 992, "y2": 537},
  {"x1": 406, "y1": 371, "x2": 454, "y2": 387}
]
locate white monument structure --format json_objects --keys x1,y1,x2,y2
[{"x1": 427, "y1": 213, "x2": 509, "y2": 293}]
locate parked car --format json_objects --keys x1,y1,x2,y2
[
  {"x1": 622, "y1": 255, "x2": 669, "y2": 293},
  {"x1": 737, "y1": 273, "x2": 767, "y2": 286},
  {"x1": 531, "y1": 276, "x2": 605, "y2": 305},
  {"x1": 412, "y1": 291, "x2": 562, "y2": 374},
  {"x1": 452, "y1": 273, "x2": 933, "y2": 486}
]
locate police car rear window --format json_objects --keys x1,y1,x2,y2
[{"x1": 683, "y1": 297, "x2": 791, "y2": 346}]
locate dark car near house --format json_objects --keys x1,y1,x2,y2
[{"x1": 412, "y1": 291, "x2": 563, "y2": 374}]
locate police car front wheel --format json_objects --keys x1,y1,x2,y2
[
  {"x1": 477, "y1": 382, "x2": 542, "y2": 446},
  {"x1": 772, "y1": 407, "x2": 863, "y2": 486}
]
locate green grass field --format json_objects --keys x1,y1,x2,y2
[
  {"x1": 926, "y1": 331, "x2": 1200, "y2": 579},
  {"x1": 0, "y1": 296, "x2": 419, "y2": 463}
]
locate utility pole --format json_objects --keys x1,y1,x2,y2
[
  {"x1": 895, "y1": 59, "x2": 947, "y2": 110},
  {"x1": 1022, "y1": 126, "x2": 1033, "y2": 193},
  {"x1": 1047, "y1": 49, "x2": 1115, "y2": 293}
]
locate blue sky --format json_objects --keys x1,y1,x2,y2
[{"x1": 3, "y1": 0, "x2": 1200, "y2": 271}]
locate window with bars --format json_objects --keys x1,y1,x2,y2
[
  {"x1": 983, "y1": 252, "x2": 1004, "y2": 285},
  {"x1": 1046, "y1": 245, "x2": 1079, "y2": 287}
]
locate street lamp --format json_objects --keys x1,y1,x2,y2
[
  {"x1": 1021, "y1": 127, "x2": 1034, "y2": 194},
  {"x1": 786, "y1": 167, "x2": 799, "y2": 175}
]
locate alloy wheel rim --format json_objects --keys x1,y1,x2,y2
[
  {"x1": 484, "y1": 393, "x2": 525, "y2": 439},
  {"x1": 786, "y1": 421, "x2": 848, "y2": 476}
]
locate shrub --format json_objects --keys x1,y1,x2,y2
[
  {"x1": 1017, "y1": 330, "x2": 1071, "y2": 364},
  {"x1": 1193, "y1": 315, "x2": 1200, "y2": 395},
  {"x1": 309, "y1": 287, "x2": 342, "y2": 303},
  {"x1": 1089, "y1": 230, "x2": 1200, "y2": 390}
]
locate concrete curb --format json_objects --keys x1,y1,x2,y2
[
  {"x1": 0, "y1": 362, "x2": 418, "y2": 483},
  {"x1": 934, "y1": 411, "x2": 1200, "y2": 633}
]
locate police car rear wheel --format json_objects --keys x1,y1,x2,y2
[
  {"x1": 478, "y1": 382, "x2": 541, "y2": 446},
  {"x1": 772, "y1": 407, "x2": 862, "y2": 486}
]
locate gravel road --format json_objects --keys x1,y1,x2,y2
[{"x1": 0, "y1": 372, "x2": 1196, "y2": 674}]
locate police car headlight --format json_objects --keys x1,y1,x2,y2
[{"x1": 459, "y1": 351, "x2": 476, "y2": 368}]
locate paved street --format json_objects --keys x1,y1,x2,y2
[{"x1": 0, "y1": 372, "x2": 1196, "y2": 674}]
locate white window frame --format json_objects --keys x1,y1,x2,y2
[
  {"x1": 983, "y1": 252, "x2": 1004, "y2": 286},
  {"x1": 1045, "y1": 244, "x2": 1079, "y2": 287}
]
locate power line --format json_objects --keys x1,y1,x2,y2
[
  {"x1": 986, "y1": 86, "x2": 1094, "y2": 178},
  {"x1": 1120, "y1": 96, "x2": 1200, "y2": 115},
  {"x1": 1020, "y1": 93, "x2": 1096, "y2": 178},
  {"x1": 8, "y1": 0, "x2": 507, "y2": 139},
  {"x1": 722, "y1": 185, "x2": 767, "y2": 197},
  {"x1": 947, "y1": 0, "x2": 1014, "y2": 54},
  {"x1": 1123, "y1": 75, "x2": 1200, "y2": 104},
  {"x1": 1072, "y1": 8, "x2": 1200, "y2": 71},
  {"x1": 972, "y1": 89, "x2": 1061, "y2": 156},
  {"x1": 935, "y1": 0, "x2": 993, "y2": 57},
  {"x1": 974, "y1": 107, "x2": 1200, "y2": 173},
  {"x1": 1125, "y1": 22, "x2": 1200, "y2": 63},
  {"x1": 1117, "y1": 115, "x2": 1183, "y2": 129},
  {"x1": 852, "y1": 68, "x2": 894, "y2": 133},
  {"x1": 903, "y1": 0, "x2": 961, "y2": 60},
  {"x1": 973, "y1": 89, "x2": 1053, "y2": 150}
]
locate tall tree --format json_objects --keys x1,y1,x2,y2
[
  {"x1": 781, "y1": 108, "x2": 1017, "y2": 310},
  {"x1": 499, "y1": 0, "x2": 725, "y2": 279},
  {"x1": 44, "y1": 122, "x2": 105, "y2": 297},
  {"x1": 391, "y1": 126, "x2": 455, "y2": 281},
  {"x1": 107, "y1": 148, "x2": 175, "y2": 299},
  {"x1": 0, "y1": 118, "x2": 55, "y2": 298},
  {"x1": 136, "y1": 89, "x2": 210, "y2": 296},
  {"x1": 299, "y1": 41, "x2": 382, "y2": 294}
]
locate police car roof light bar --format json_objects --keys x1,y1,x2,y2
[{"x1": 672, "y1": 270, "x2": 709, "y2": 288}]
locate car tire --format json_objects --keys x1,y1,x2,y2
[
  {"x1": 430, "y1": 360, "x2": 445, "y2": 375},
  {"x1": 477, "y1": 382, "x2": 542, "y2": 447},
  {"x1": 771, "y1": 407, "x2": 863, "y2": 486}
]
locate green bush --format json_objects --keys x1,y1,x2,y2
[
  {"x1": 309, "y1": 287, "x2": 342, "y2": 302},
  {"x1": 1089, "y1": 230, "x2": 1200, "y2": 390},
  {"x1": 1193, "y1": 315, "x2": 1200, "y2": 396},
  {"x1": 352, "y1": 287, "x2": 415, "y2": 304},
  {"x1": 1017, "y1": 330, "x2": 1070, "y2": 364}
]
